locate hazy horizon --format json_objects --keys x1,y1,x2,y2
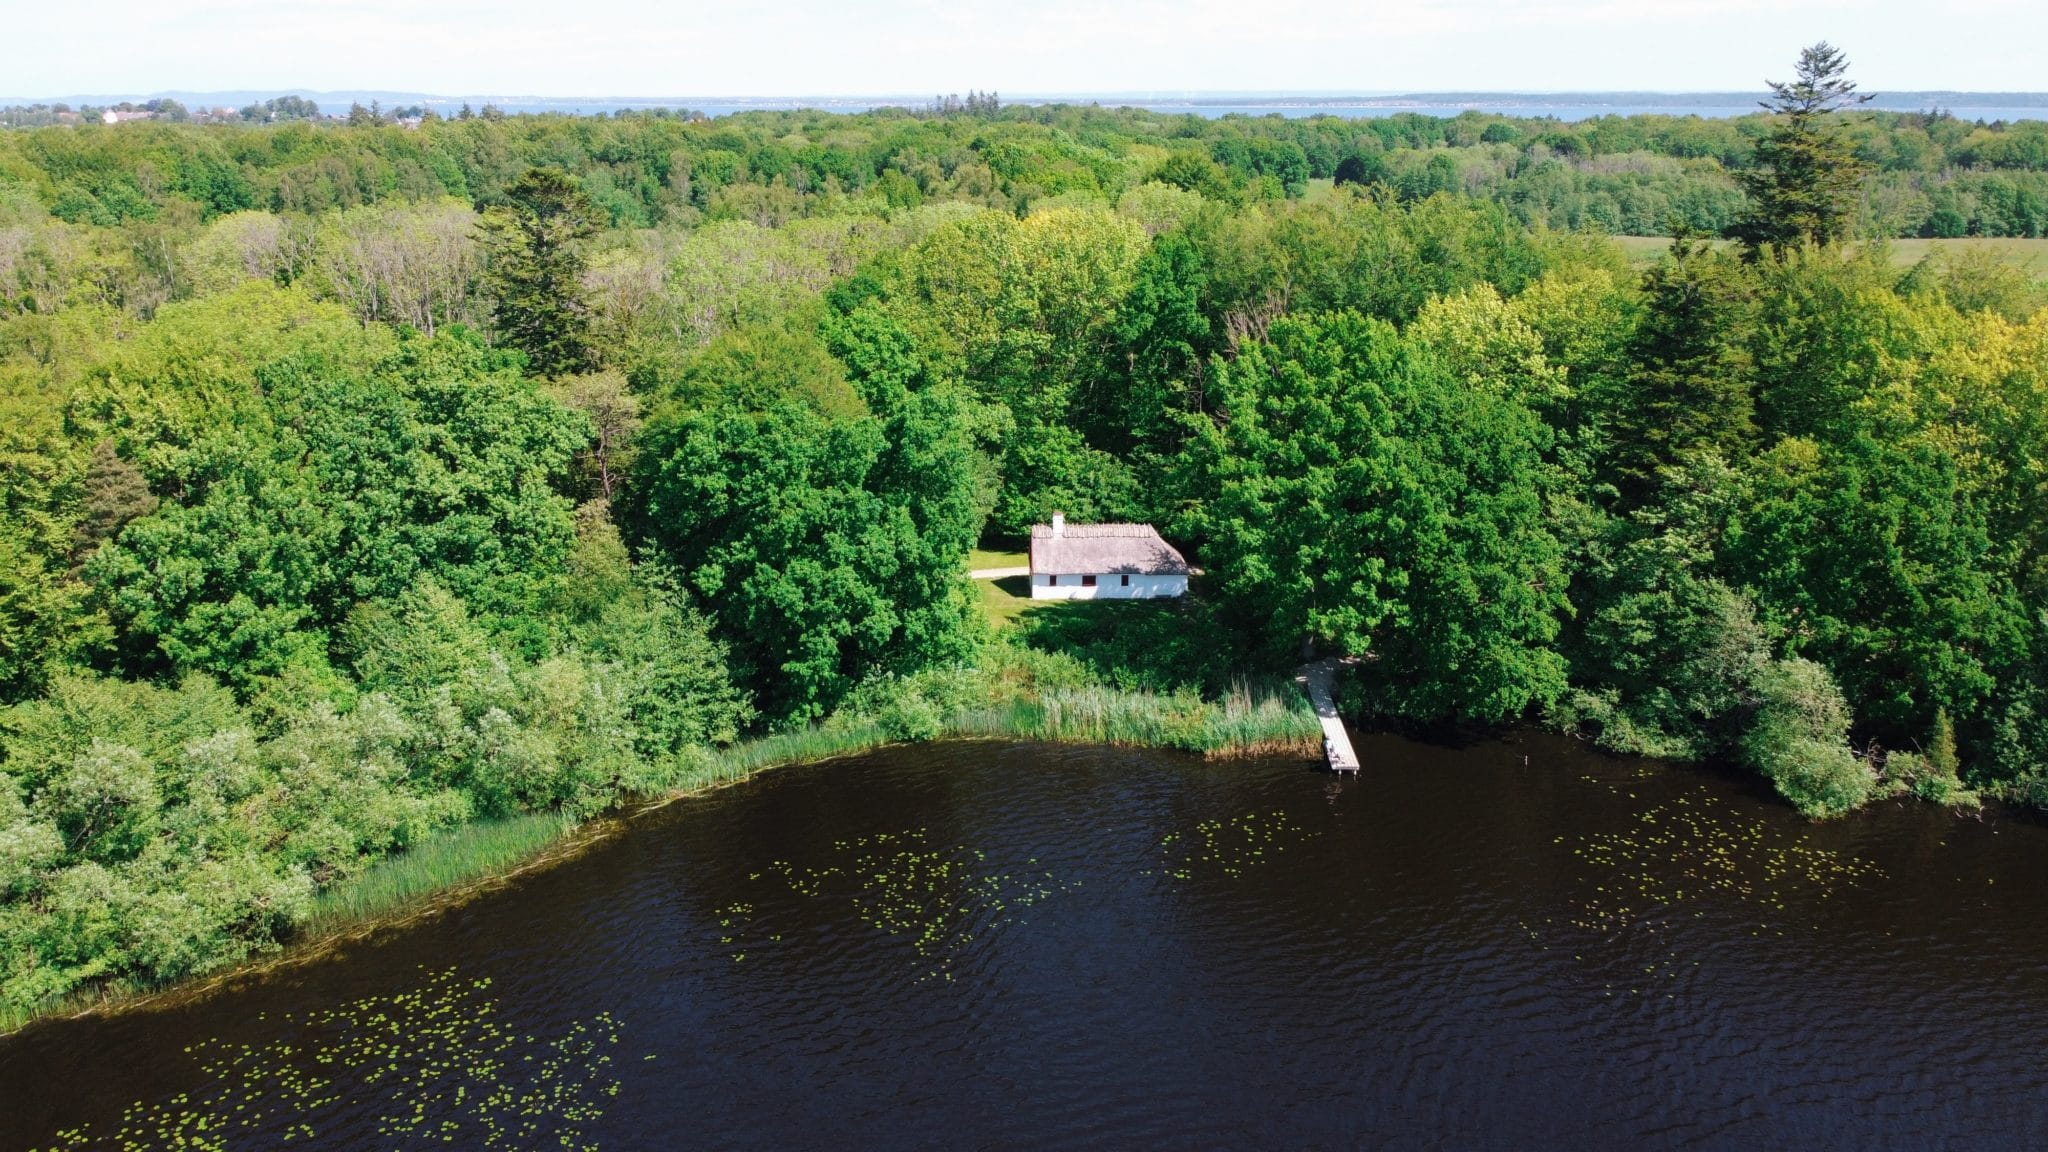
[
  {"x1": 11, "y1": 88, "x2": 2048, "y2": 125},
  {"x1": 4, "y1": 0, "x2": 2044, "y2": 99},
  {"x1": 14, "y1": 87, "x2": 2048, "y2": 102}
]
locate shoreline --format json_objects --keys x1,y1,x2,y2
[{"x1": 0, "y1": 688, "x2": 1321, "y2": 1038}]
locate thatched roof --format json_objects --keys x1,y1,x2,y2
[{"x1": 1029, "y1": 522, "x2": 1189, "y2": 576}]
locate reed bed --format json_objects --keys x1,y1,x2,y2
[
  {"x1": 0, "y1": 813, "x2": 592, "y2": 1034},
  {"x1": 703, "y1": 719, "x2": 892, "y2": 778},
  {"x1": 302, "y1": 723, "x2": 904, "y2": 938},
  {"x1": 306, "y1": 812, "x2": 582, "y2": 933},
  {"x1": 0, "y1": 980, "x2": 148, "y2": 1035},
  {"x1": 298, "y1": 682, "x2": 1313, "y2": 947},
  {"x1": 943, "y1": 680, "x2": 1321, "y2": 758}
]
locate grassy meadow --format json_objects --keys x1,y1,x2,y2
[{"x1": 1615, "y1": 234, "x2": 2048, "y2": 275}]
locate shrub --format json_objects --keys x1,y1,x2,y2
[
  {"x1": 1741, "y1": 657, "x2": 1875, "y2": 818},
  {"x1": 1880, "y1": 712, "x2": 1982, "y2": 810}
]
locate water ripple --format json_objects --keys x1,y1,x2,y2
[{"x1": 6, "y1": 735, "x2": 2048, "y2": 1149}]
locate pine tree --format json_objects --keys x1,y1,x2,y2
[
  {"x1": 1608, "y1": 240, "x2": 1759, "y2": 498},
  {"x1": 479, "y1": 168, "x2": 602, "y2": 377},
  {"x1": 73, "y1": 440, "x2": 157, "y2": 566},
  {"x1": 1729, "y1": 42, "x2": 1874, "y2": 255},
  {"x1": 1929, "y1": 707, "x2": 1960, "y2": 780}
]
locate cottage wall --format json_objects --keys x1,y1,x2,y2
[{"x1": 1029, "y1": 573, "x2": 1189, "y2": 601}]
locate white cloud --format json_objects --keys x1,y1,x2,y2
[{"x1": 1, "y1": 0, "x2": 2041, "y2": 98}]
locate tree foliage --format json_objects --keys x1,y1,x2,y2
[
  {"x1": 629, "y1": 332, "x2": 983, "y2": 720},
  {"x1": 1729, "y1": 42, "x2": 1875, "y2": 253},
  {"x1": 1608, "y1": 240, "x2": 1758, "y2": 494},
  {"x1": 86, "y1": 326, "x2": 589, "y2": 688},
  {"x1": 1187, "y1": 311, "x2": 1570, "y2": 721},
  {"x1": 479, "y1": 167, "x2": 601, "y2": 376}
]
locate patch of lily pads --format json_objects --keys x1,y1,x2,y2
[
  {"x1": 721, "y1": 829, "x2": 1077, "y2": 981},
  {"x1": 1153, "y1": 809, "x2": 1318, "y2": 882},
  {"x1": 39, "y1": 967, "x2": 626, "y2": 1151}
]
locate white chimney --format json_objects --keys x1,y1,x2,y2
[{"x1": 1051, "y1": 512, "x2": 1065, "y2": 538}]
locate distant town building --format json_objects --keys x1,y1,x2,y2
[
  {"x1": 1028, "y1": 514, "x2": 1190, "y2": 600},
  {"x1": 100, "y1": 109, "x2": 155, "y2": 124}
]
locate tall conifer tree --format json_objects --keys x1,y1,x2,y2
[
  {"x1": 480, "y1": 167, "x2": 602, "y2": 377},
  {"x1": 1729, "y1": 41, "x2": 1874, "y2": 254}
]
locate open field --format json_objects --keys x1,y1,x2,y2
[
  {"x1": 1882, "y1": 238, "x2": 2048, "y2": 275},
  {"x1": 1614, "y1": 235, "x2": 2048, "y2": 275}
]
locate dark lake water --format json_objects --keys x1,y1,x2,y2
[{"x1": 6, "y1": 733, "x2": 2048, "y2": 1150}]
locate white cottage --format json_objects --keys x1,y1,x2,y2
[{"x1": 1028, "y1": 514, "x2": 1190, "y2": 600}]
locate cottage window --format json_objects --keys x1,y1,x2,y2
[
  {"x1": 1120, "y1": 574, "x2": 1129, "y2": 587},
  {"x1": 1082, "y1": 574, "x2": 1096, "y2": 587}
]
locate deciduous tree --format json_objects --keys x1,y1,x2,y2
[{"x1": 1187, "y1": 312, "x2": 1569, "y2": 721}]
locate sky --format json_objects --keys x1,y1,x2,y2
[{"x1": 3, "y1": 0, "x2": 2044, "y2": 100}]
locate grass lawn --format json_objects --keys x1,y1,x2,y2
[
  {"x1": 1614, "y1": 235, "x2": 2048, "y2": 276},
  {"x1": 969, "y1": 548, "x2": 1027, "y2": 571},
  {"x1": 976, "y1": 573, "x2": 1036, "y2": 628}
]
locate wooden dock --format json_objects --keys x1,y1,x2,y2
[{"x1": 1296, "y1": 658, "x2": 1360, "y2": 773}]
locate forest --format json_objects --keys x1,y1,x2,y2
[
  {"x1": 2, "y1": 48, "x2": 2046, "y2": 1023},
  {"x1": 2, "y1": 87, "x2": 2047, "y2": 240}
]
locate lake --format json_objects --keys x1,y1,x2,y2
[{"x1": 5, "y1": 734, "x2": 2047, "y2": 1149}]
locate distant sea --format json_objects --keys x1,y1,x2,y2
[{"x1": 14, "y1": 91, "x2": 2048, "y2": 123}]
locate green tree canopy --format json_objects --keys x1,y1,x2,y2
[
  {"x1": 1607, "y1": 240, "x2": 1759, "y2": 497},
  {"x1": 1725, "y1": 434, "x2": 2029, "y2": 742},
  {"x1": 480, "y1": 167, "x2": 602, "y2": 376},
  {"x1": 86, "y1": 329, "x2": 589, "y2": 689},
  {"x1": 629, "y1": 331, "x2": 982, "y2": 720},
  {"x1": 1187, "y1": 311, "x2": 1570, "y2": 722}
]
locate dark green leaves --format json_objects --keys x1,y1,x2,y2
[
  {"x1": 1728, "y1": 42, "x2": 1876, "y2": 254},
  {"x1": 1187, "y1": 311, "x2": 1570, "y2": 722},
  {"x1": 87, "y1": 330, "x2": 589, "y2": 689},
  {"x1": 632, "y1": 386, "x2": 980, "y2": 722},
  {"x1": 479, "y1": 167, "x2": 602, "y2": 377}
]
